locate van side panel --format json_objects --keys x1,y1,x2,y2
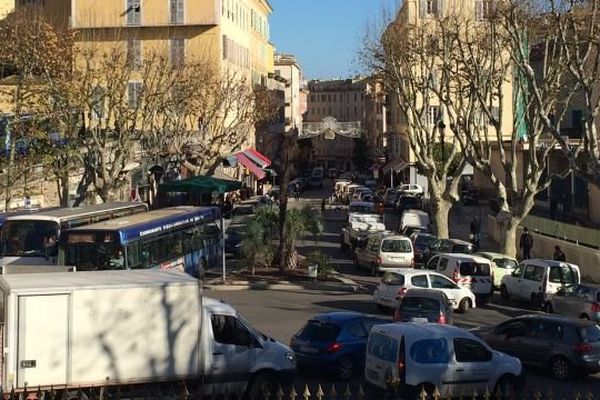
[{"x1": 70, "y1": 284, "x2": 201, "y2": 385}]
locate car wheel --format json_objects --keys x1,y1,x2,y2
[
  {"x1": 458, "y1": 298, "x2": 471, "y2": 314},
  {"x1": 580, "y1": 314, "x2": 590, "y2": 320},
  {"x1": 500, "y1": 285, "x2": 510, "y2": 301},
  {"x1": 336, "y1": 356, "x2": 354, "y2": 381},
  {"x1": 550, "y1": 356, "x2": 572, "y2": 380},
  {"x1": 544, "y1": 302, "x2": 553, "y2": 313},
  {"x1": 371, "y1": 263, "x2": 378, "y2": 277},
  {"x1": 494, "y1": 374, "x2": 518, "y2": 398},
  {"x1": 244, "y1": 371, "x2": 278, "y2": 400},
  {"x1": 530, "y1": 293, "x2": 541, "y2": 309}
]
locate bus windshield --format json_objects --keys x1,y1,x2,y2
[
  {"x1": 65, "y1": 242, "x2": 125, "y2": 270},
  {"x1": 1, "y1": 220, "x2": 60, "y2": 257}
]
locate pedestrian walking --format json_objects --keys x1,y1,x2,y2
[
  {"x1": 519, "y1": 227, "x2": 533, "y2": 259},
  {"x1": 553, "y1": 245, "x2": 566, "y2": 262}
]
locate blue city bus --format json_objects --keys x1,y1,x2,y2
[{"x1": 58, "y1": 206, "x2": 222, "y2": 278}]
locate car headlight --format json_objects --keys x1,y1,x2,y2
[{"x1": 285, "y1": 351, "x2": 296, "y2": 365}]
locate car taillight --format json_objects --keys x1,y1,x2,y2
[
  {"x1": 591, "y1": 303, "x2": 600, "y2": 313},
  {"x1": 397, "y1": 357, "x2": 405, "y2": 372},
  {"x1": 394, "y1": 308, "x2": 401, "y2": 321},
  {"x1": 452, "y1": 268, "x2": 459, "y2": 282},
  {"x1": 376, "y1": 256, "x2": 382, "y2": 265},
  {"x1": 574, "y1": 343, "x2": 593, "y2": 354},
  {"x1": 438, "y1": 313, "x2": 447, "y2": 324},
  {"x1": 327, "y1": 342, "x2": 343, "y2": 353},
  {"x1": 396, "y1": 287, "x2": 408, "y2": 298},
  {"x1": 411, "y1": 259, "x2": 415, "y2": 268}
]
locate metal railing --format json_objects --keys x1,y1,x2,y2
[{"x1": 523, "y1": 214, "x2": 600, "y2": 249}]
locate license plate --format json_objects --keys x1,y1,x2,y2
[
  {"x1": 299, "y1": 345, "x2": 318, "y2": 354},
  {"x1": 410, "y1": 317, "x2": 429, "y2": 323},
  {"x1": 390, "y1": 257, "x2": 405, "y2": 261}
]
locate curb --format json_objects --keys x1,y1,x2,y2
[{"x1": 203, "y1": 279, "x2": 364, "y2": 293}]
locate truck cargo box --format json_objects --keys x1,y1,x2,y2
[{"x1": 0, "y1": 270, "x2": 202, "y2": 389}]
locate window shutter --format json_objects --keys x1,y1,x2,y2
[
  {"x1": 419, "y1": 0, "x2": 427, "y2": 18},
  {"x1": 475, "y1": 0, "x2": 483, "y2": 20},
  {"x1": 128, "y1": 82, "x2": 136, "y2": 109},
  {"x1": 491, "y1": 106, "x2": 500, "y2": 124},
  {"x1": 177, "y1": 0, "x2": 184, "y2": 23},
  {"x1": 435, "y1": 0, "x2": 443, "y2": 17}
]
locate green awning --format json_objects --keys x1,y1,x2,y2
[{"x1": 159, "y1": 175, "x2": 242, "y2": 194}]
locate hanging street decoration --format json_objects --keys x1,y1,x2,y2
[{"x1": 298, "y1": 116, "x2": 363, "y2": 140}]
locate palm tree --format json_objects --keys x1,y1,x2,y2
[{"x1": 240, "y1": 204, "x2": 324, "y2": 272}]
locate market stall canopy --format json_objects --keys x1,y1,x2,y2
[{"x1": 159, "y1": 175, "x2": 241, "y2": 195}]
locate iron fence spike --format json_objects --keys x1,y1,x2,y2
[
  {"x1": 357, "y1": 385, "x2": 365, "y2": 400},
  {"x1": 276, "y1": 385, "x2": 284, "y2": 400},
  {"x1": 329, "y1": 384, "x2": 337, "y2": 400},
  {"x1": 302, "y1": 385, "x2": 310, "y2": 400},
  {"x1": 289, "y1": 385, "x2": 298, "y2": 400},
  {"x1": 343, "y1": 385, "x2": 351, "y2": 400},
  {"x1": 315, "y1": 384, "x2": 324, "y2": 400}
]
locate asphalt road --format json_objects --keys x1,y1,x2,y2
[{"x1": 213, "y1": 183, "x2": 600, "y2": 397}]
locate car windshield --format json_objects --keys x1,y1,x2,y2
[
  {"x1": 549, "y1": 266, "x2": 579, "y2": 284},
  {"x1": 232, "y1": 206, "x2": 254, "y2": 216},
  {"x1": 381, "y1": 239, "x2": 412, "y2": 253},
  {"x1": 298, "y1": 320, "x2": 341, "y2": 341},
  {"x1": 578, "y1": 325, "x2": 600, "y2": 343},
  {"x1": 459, "y1": 262, "x2": 490, "y2": 276},
  {"x1": 349, "y1": 205, "x2": 374, "y2": 213},
  {"x1": 401, "y1": 297, "x2": 439, "y2": 312},
  {"x1": 453, "y1": 244, "x2": 474, "y2": 253}
]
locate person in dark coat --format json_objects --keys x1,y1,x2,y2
[
  {"x1": 519, "y1": 227, "x2": 533, "y2": 259},
  {"x1": 553, "y1": 245, "x2": 566, "y2": 262}
]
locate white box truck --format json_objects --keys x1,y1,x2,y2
[{"x1": 0, "y1": 270, "x2": 295, "y2": 396}]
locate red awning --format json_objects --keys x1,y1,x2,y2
[
  {"x1": 243, "y1": 148, "x2": 271, "y2": 168},
  {"x1": 234, "y1": 152, "x2": 266, "y2": 180}
]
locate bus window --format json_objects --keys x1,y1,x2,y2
[
  {"x1": 126, "y1": 242, "x2": 141, "y2": 269},
  {"x1": 1, "y1": 220, "x2": 59, "y2": 257}
]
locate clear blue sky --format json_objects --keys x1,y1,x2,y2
[{"x1": 268, "y1": 0, "x2": 400, "y2": 80}]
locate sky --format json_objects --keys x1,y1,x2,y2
[{"x1": 268, "y1": 0, "x2": 400, "y2": 80}]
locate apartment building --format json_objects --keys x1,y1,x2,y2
[
  {"x1": 304, "y1": 77, "x2": 384, "y2": 171},
  {"x1": 385, "y1": 0, "x2": 516, "y2": 192},
  {"x1": 257, "y1": 53, "x2": 306, "y2": 166}
]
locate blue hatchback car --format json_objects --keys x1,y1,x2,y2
[{"x1": 290, "y1": 312, "x2": 389, "y2": 380}]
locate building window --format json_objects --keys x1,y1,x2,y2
[
  {"x1": 475, "y1": 0, "x2": 494, "y2": 20},
  {"x1": 222, "y1": 35, "x2": 228, "y2": 60},
  {"x1": 170, "y1": 0, "x2": 184, "y2": 24},
  {"x1": 126, "y1": 0, "x2": 141, "y2": 25},
  {"x1": 91, "y1": 87, "x2": 105, "y2": 120},
  {"x1": 427, "y1": 106, "x2": 440, "y2": 127},
  {"x1": 170, "y1": 38, "x2": 185, "y2": 66},
  {"x1": 128, "y1": 81, "x2": 142, "y2": 109},
  {"x1": 127, "y1": 39, "x2": 142, "y2": 70},
  {"x1": 421, "y1": 0, "x2": 439, "y2": 18}
]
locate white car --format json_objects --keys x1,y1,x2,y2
[
  {"x1": 373, "y1": 269, "x2": 476, "y2": 313},
  {"x1": 365, "y1": 323, "x2": 525, "y2": 397},
  {"x1": 397, "y1": 183, "x2": 424, "y2": 197},
  {"x1": 500, "y1": 259, "x2": 580, "y2": 307}
]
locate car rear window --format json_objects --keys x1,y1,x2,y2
[
  {"x1": 453, "y1": 244, "x2": 474, "y2": 253},
  {"x1": 415, "y1": 235, "x2": 436, "y2": 247},
  {"x1": 410, "y1": 339, "x2": 450, "y2": 364},
  {"x1": 578, "y1": 325, "x2": 600, "y2": 343},
  {"x1": 495, "y1": 258, "x2": 517, "y2": 269},
  {"x1": 298, "y1": 321, "x2": 341, "y2": 341},
  {"x1": 401, "y1": 297, "x2": 439, "y2": 312},
  {"x1": 381, "y1": 239, "x2": 412, "y2": 253},
  {"x1": 367, "y1": 332, "x2": 399, "y2": 362},
  {"x1": 459, "y1": 262, "x2": 491, "y2": 276},
  {"x1": 549, "y1": 266, "x2": 579, "y2": 284},
  {"x1": 383, "y1": 272, "x2": 405, "y2": 286}
]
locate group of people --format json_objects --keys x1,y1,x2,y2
[{"x1": 519, "y1": 227, "x2": 567, "y2": 262}]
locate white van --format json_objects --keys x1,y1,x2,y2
[
  {"x1": 365, "y1": 323, "x2": 524, "y2": 397},
  {"x1": 399, "y1": 210, "x2": 430, "y2": 232},
  {"x1": 500, "y1": 259, "x2": 581, "y2": 307},
  {"x1": 428, "y1": 253, "x2": 493, "y2": 303}
]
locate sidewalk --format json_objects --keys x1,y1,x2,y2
[{"x1": 450, "y1": 202, "x2": 497, "y2": 252}]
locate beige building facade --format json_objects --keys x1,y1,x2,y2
[{"x1": 0, "y1": 0, "x2": 13, "y2": 19}]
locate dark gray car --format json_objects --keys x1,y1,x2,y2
[
  {"x1": 422, "y1": 238, "x2": 475, "y2": 265},
  {"x1": 473, "y1": 314, "x2": 600, "y2": 380},
  {"x1": 546, "y1": 284, "x2": 600, "y2": 323},
  {"x1": 393, "y1": 288, "x2": 454, "y2": 325}
]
